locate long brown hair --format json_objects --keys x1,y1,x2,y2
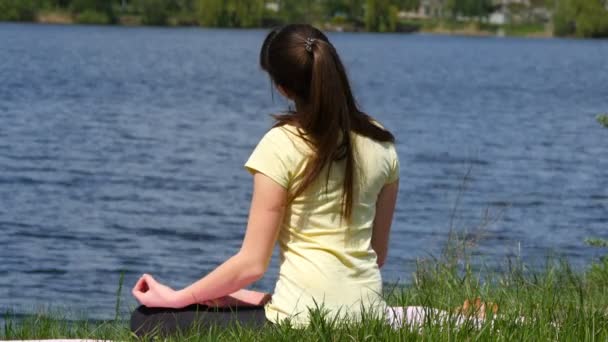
[{"x1": 260, "y1": 24, "x2": 395, "y2": 222}]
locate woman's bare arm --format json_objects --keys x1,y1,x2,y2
[
  {"x1": 172, "y1": 172, "x2": 286, "y2": 307},
  {"x1": 371, "y1": 180, "x2": 399, "y2": 268}
]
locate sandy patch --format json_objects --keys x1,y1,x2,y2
[{"x1": 36, "y1": 12, "x2": 74, "y2": 24}]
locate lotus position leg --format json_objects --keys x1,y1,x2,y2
[{"x1": 130, "y1": 304, "x2": 269, "y2": 337}]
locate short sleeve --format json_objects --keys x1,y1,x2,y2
[
  {"x1": 245, "y1": 128, "x2": 294, "y2": 189},
  {"x1": 386, "y1": 144, "x2": 400, "y2": 184}
]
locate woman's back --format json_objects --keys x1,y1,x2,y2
[{"x1": 245, "y1": 123, "x2": 399, "y2": 326}]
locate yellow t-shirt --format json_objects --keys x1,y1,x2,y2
[{"x1": 244, "y1": 123, "x2": 400, "y2": 327}]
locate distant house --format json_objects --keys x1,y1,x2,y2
[
  {"x1": 419, "y1": 0, "x2": 445, "y2": 17},
  {"x1": 489, "y1": 11, "x2": 507, "y2": 25},
  {"x1": 495, "y1": 0, "x2": 530, "y2": 5},
  {"x1": 265, "y1": 2, "x2": 279, "y2": 13},
  {"x1": 490, "y1": 0, "x2": 551, "y2": 24},
  {"x1": 399, "y1": 0, "x2": 445, "y2": 19}
]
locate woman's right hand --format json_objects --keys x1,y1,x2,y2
[{"x1": 132, "y1": 274, "x2": 187, "y2": 308}]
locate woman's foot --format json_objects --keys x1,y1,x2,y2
[{"x1": 453, "y1": 298, "x2": 498, "y2": 319}]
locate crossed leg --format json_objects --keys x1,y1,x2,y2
[
  {"x1": 130, "y1": 289, "x2": 272, "y2": 337},
  {"x1": 130, "y1": 304, "x2": 269, "y2": 337}
]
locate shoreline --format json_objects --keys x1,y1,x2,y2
[
  {"x1": 2, "y1": 255, "x2": 607, "y2": 340},
  {"x1": 1, "y1": 13, "x2": 556, "y2": 39}
]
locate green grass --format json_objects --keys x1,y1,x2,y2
[
  {"x1": 75, "y1": 10, "x2": 111, "y2": 25},
  {"x1": 3, "y1": 253, "x2": 607, "y2": 341},
  {"x1": 503, "y1": 23, "x2": 547, "y2": 37},
  {"x1": 597, "y1": 114, "x2": 608, "y2": 128}
]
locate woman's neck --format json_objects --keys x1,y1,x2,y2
[{"x1": 294, "y1": 99, "x2": 308, "y2": 114}]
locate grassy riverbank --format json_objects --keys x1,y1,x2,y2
[{"x1": 3, "y1": 253, "x2": 607, "y2": 341}]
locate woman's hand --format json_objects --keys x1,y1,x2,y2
[{"x1": 131, "y1": 274, "x2": 186, "y2": 309}]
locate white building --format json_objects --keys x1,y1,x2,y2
[
  {"x1": 489, "y1": 11, "x2": 507, "y2": 25},
  {"x1": 265, "y1": 2, "x2": 279, "y2": 13}
]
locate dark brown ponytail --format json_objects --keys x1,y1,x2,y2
[{"x1": 260, "y1": 24, "x2": 395, "y2": 222}]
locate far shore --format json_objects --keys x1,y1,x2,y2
[{"x1": 3, "y1": 11, "x2": 555, "y2": 39}]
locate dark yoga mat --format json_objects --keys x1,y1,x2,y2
[{"x1": 130, "y1": 304, "x2": 271, "y2": 337}]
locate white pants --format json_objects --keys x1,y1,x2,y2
[{"x1": 385, "y1": 306, "x2": 488, "y2": 330}]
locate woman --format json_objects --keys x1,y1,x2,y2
[{"x1": 130, "y1": 23, "x2": 400, "y2": 336}]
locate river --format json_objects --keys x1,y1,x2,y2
[{"x1": 0, "y1": 23, "x2": 606, "y2": 320}]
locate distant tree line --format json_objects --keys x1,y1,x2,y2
[
  {"x1": 195, "y1": 0, "x2": 422, "y2": 31},
  {"x1": 0, "y1": 0, "x2": 607, "y2": 37},
  {"x1": 0, "y1": 0, "x2": 421, "y2": 30}
]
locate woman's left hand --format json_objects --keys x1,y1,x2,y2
[{"x1": 132, "y1": 274, "x2": 185, "y2": 308}]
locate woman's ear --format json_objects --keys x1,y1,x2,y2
[{"x1": 276, "y1": 84, "x2": 294, "y2": 100}]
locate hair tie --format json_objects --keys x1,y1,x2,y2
[{"x1": 305, "y1": 37, "x2": 316, "y2": 53}]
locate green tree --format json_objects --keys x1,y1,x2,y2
[
  {"x1": 45, "y1": 0, "x2": 72, "y2": 9},
  {"x1": 231, "y1": 0, "x2": 264, "y2": 27},
  {"x1": 277, "y1": 0, "x2": 322, "y2": 24},
  {"x1": 394, "y1": 0, "x2": 420, "y2": 12},
  {"x1": 553, "y1": 0, "x2": 608, "y2": 37},
  {"x1": 553, "y1": 0, "x2": 576, "y2": 35},
  {"x1": 324, "y1": 0, "x2": 349, "y2": 18},
  {"x1": 347, "y1": 0, "x2": 365, "y2": 21},
  {"x1": 365, "y1": 0, "x2": 378, "y2": 30},
  {"x1": 0, "y1": 0, "x2": 37, "y2": 21},
  {"x1": 197, "y1": 0, "x2": 264, "y2": 27},
  {"x1": 323, "y1": 0, "x2": 367, "y2": 21},
  {"x1": 388, "y1": 3, "x2": 399, "y2": 31},
  {"x1": 70, "y1": 0, "x2": 116, "y2": 22},
  {"x1": 575, "y1": 0, "x2": 608, "y2": 37},
  {"x1": 197, "y1": 0, "x2": 223, "y2": 26},
  {"x1": 140, "y1": 0, "x2": 170, "y2": 25},
  {"x1": 169, "y1": 0, "x2": 195, "y2": 12},
  {"x1": 598, "y1": 114, "x2": 608, "y2": 128},
  {"x1": 365, "y1": 0, "x2": 409, "y2": 32}
]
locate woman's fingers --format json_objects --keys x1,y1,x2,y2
[
  {"x1": 142, "y1": 274, "x2": 156, "y2": 289},
  {"x1": 142, "y1": 273, "x2": 154, "y2": 282},
  {"x1": 132, "y1": 273, "x2": 179, "y2": 308},
  {"x1": 135, "y1": 275, "x2": 150, "y2": 292},
  {"x1": 132, "y1": 274, "x2": 153, "y2": 301},
  {"x1": 132, "y1": 286, "x2": 147, "y2": 305},
  {"x1": 132, "y1": 277, "x2": 143, "y2": 295}
]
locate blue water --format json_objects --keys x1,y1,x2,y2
[{"x1": 0, "y1": 23, "x2": 607, "y2": 320}]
